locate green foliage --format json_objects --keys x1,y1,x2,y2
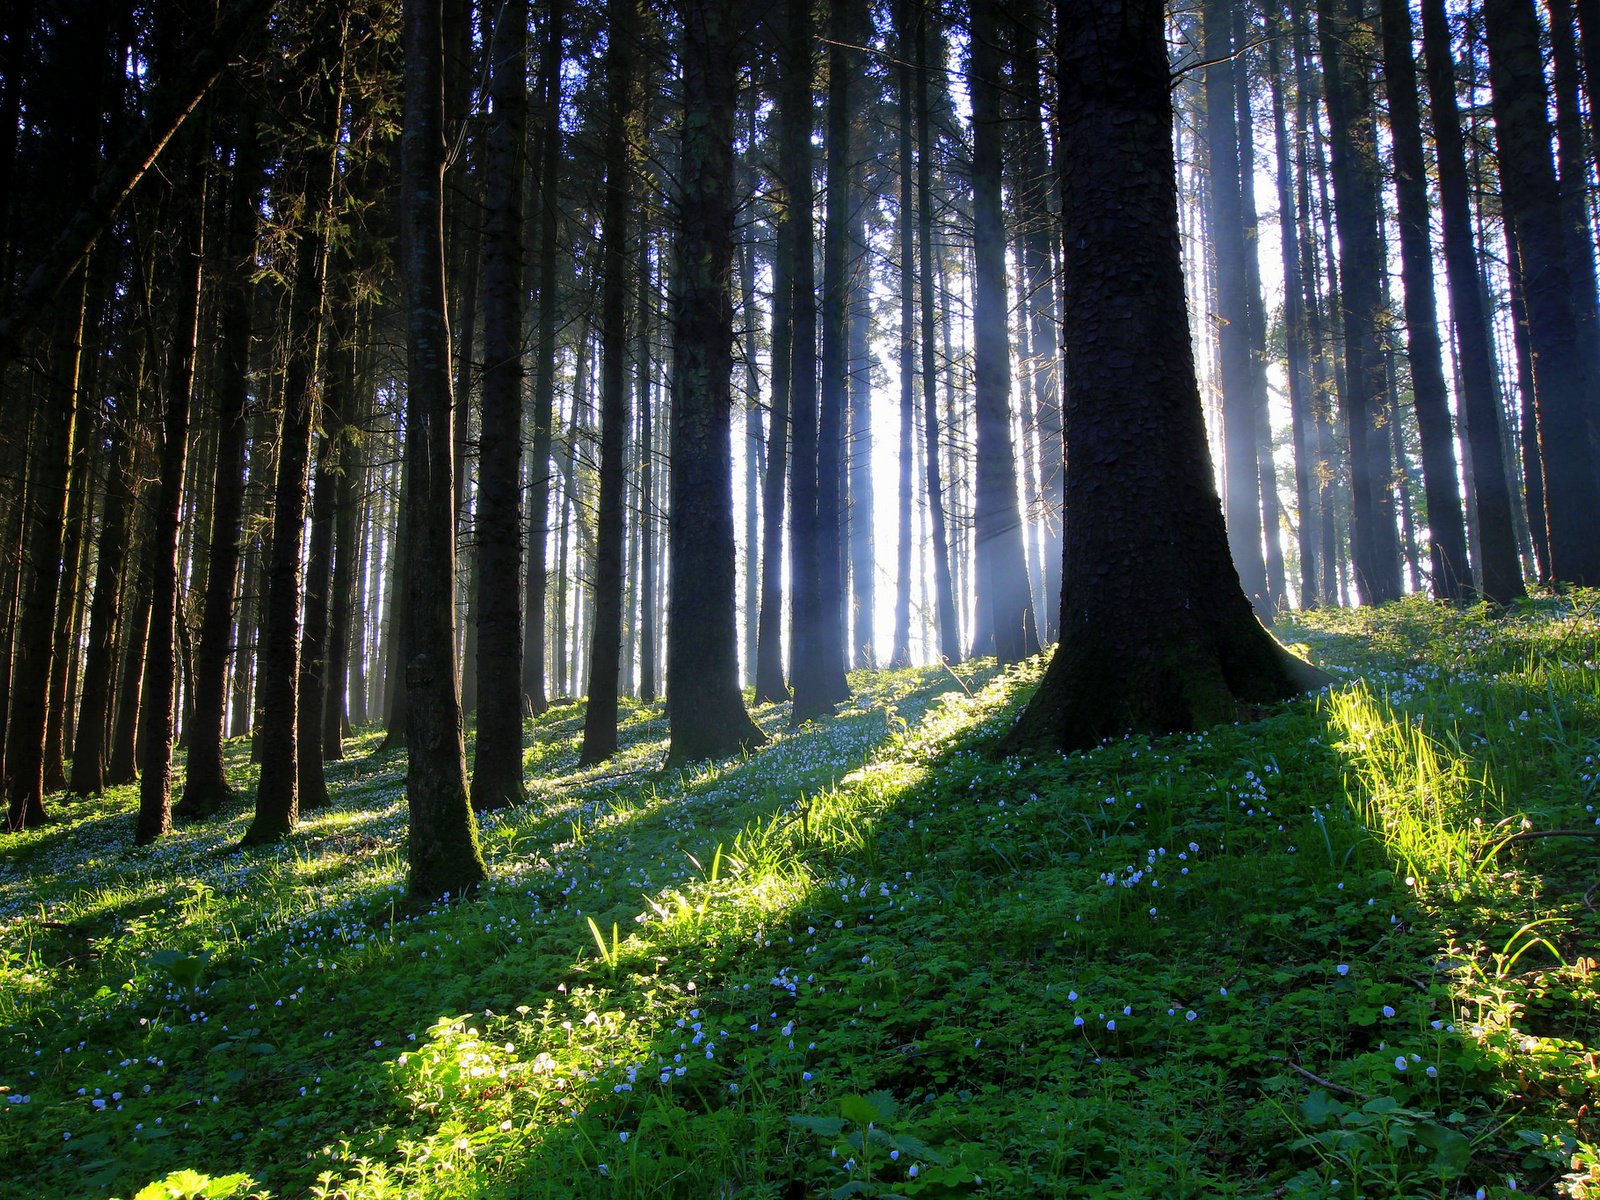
[{"x1": 2, "y1": 599, "x2": 1599, "y2": 1198}]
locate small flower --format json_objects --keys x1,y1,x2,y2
[
  {"x1": 1336, "y1": 964, "x2": 1349, "y2": 976},
  {"x1": 1394, "y1": 1056, "x2": 1408, "y2": 1071}
]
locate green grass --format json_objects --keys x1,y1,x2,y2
[{"x1": 3, "y1": 596, "x2": 1599, "y2": 1199}]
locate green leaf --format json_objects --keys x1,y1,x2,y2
[
  {"x1": 1300, "y1": 1090, "x2": 1346, "y2": 1126},
  {"x1": 788, "y1": 1115, "x2": 848, "y2": 1137},
  {"x1": 1415, "y1": 1123, "x2": 1472, "y2": 1174}
]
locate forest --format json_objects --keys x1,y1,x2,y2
[{"x1": 2, "y1": 0, "x2": 1599, "y2": 1197}]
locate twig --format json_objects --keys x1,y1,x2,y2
[{"x1": 1265, "y1": 1056, "x2": 1370, "y2": 1101}]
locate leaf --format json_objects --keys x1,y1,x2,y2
[
  {"x1": 1300, "y1": 1090, "x2": 1346, "y2": 1126},
  {"x1": 788, "y1": 1115, "x2": 848, "y2": 1137},
  {"x1": 1415, "y1": 1123, "x2": 1472, "y2": 1174}
]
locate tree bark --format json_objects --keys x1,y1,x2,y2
[
  {"x1": 1007, "y1": 0, "x2": 1325, "y2": 754},
  {"x1": 472, "y1": 0, "x2": 529, "y2": 802},
  {"x1": 137, "y1": 97, "x2": 208, "y2": 846},
  {"x1": 401, "y1": 0, "x2": 488, "y2": 900},
  {"x1": 521, "y1": 0, "x2": 563, "y2": 715},
  {"x1": 580, "y1": 0, "x2": 638, "y2": 767},
  {"x1": 1204, "y1": 0, "x2": 1272, "y2": 617},
  {"x1": 180, "y1": 92, "x2": 263, "y2": 816},
  {"x1": 1484, "y1": 0, "x2": 1600, "y2": 585},
  {"x1": 1315, "y1": 0, "x2": 1402, "y2": 604},
  {"x1": 1418, "y1": 0, "x2": 1525, "y2": 603},
  {"x1": 665, "y1": 0, "x2": 766, "y2": 764},
  {"x1": 917, "y1": 6, "x2": 960, "y2": 664},
  {"x1": 245, "y1": 13, "x2": 345, "y2": 843},
  {"x1": 969, "y1": 0, "x2": 1037, "y2": 663},
  {"x1": 1377, "y1": 0, "x2": 1473, "y2": 600}
]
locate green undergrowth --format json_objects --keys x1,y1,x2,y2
[{"x1": 2, "y1": 595, "x2": 1598, "y2": 1199}]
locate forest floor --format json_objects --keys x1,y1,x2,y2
[{"x1": 2, "y1": 597, "x2": 1599, "y2": 1200}]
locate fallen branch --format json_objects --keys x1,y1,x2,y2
[{"x1": 1264, "y1": 1056, "x2": 1371, "y2": 1101}]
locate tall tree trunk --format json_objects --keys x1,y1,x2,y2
[
  {"x1": 1011, "y1": 0, "x2": 1062, "y2": 639},
  {"x1": 754, "y1": 194, "x2": 792, "y2": 702},
  {"x1": 811, "y1": 0, "x2": 854, "y2": 705},
  {"x1": 1316, "y1": 0, "x2": 1403, "y2": 604},
  {"x1": 1484, "y1": 0, "x2": 1600, "y2": 585},
  {"x1": 638, "y1": 251, "x2": 660, "y2": 703},
  {"x1": 581, "y1": 0, "x2": 638, "y2": 766},
  {"x1": 1377, "y1": 0, "x2": 1472, "y2": 600},
  {"x1": 969, "y1": 0, "x2": 1037, "y2": 663},
  {"x1": 1204, "y1": 0, "x2": 1272, "y2": 616},
  {"x1": 665, "y1": 0, "x2": 766, "y2": 764},
  {"x1": 1264, "y1": 18, "x2": 1320, "y2": 608},
  {"x1": 1007, "y1": 0, "x2": 1325, "y2": 755},
  {"x1": 1232, "y1": 9, "x2": 1289, "y2": 615},
  {"x1": 245, "y1": 15, "x2": 345, "y2": 843},
  {"x1": 180, "y1": 93, "x2": 263, "y2": 816},
  {"x1": 1419, "y1": 0, "x2": 1524, "y2": 602},
  {"x1": 890, "y1": 0, "x2": 916, "y2": 669},
  {"x1": 71, "y1": 373, "x2": 141, "y2": 794},
  {"x1": 918, "y1": 7, "x2": 960, "y2": 663},
  {"x1": 324, "y1": 319, "x2": 370, "y2": 756},
  {"x1": 521, "y1": 0, "x2": 563, "y2": 716},
  {"x1": 137, "y1": 117, "x2": 208, "y2": 846},
  {"x1": 783, "y1": 0, "x2": 826, "y2": 722},
  {"x1": 472, "y1": 0, "x2": 529, "y2": 802},
  {"x1": 401, "y1": 0, "x2": 488, "y2": 900},
  {"x1": 846, "y1": 173, "x2": 875, "y2": 670}
]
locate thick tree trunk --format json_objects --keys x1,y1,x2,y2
[
  {"x1": 665, "y1": 0, "x2": 765, "y2": 764},
  {"x1": 401, "y1": 0, "x2": 488, "y2": 900},
  {"x1": 969, "y1": 0, "x2": 1037, "y2": 664},
  {"x1": 472, "y1": 0, "x2": 529, "y2": 801},
  {"x1": 1007, "y1": 0, "x2": 1325, "y2": 754},
  {"x1": 1484, "y1": 0, "x2": 1600, "y2": 585}
]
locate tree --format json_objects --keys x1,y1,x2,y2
[
  {"x1": 1315, "y1": 0, "x2": 1402, "y2": 604},
  {"x1": 1483, "y1": 0, "x2": 1600, "y2": 586},
  {"x1": 916, "y1": 3, "x2": 960, "y2": 664},
  {"x1": 1376, "y1": 0, "x2": 1473, "y2": 601},
  {"x1": 810, "y1": 0, "x2": 856, "y2": 705},
  {"x1": 665, "y1": 0, "x2": 766, "y2": 765},
  {"x1": 244, "y1": 6, "x2": 347, "y2": 844},
  {"x1": 521, "y1": 0, "x2": 564, "y2": 716},
  {"x1": 179, "y1": 90, "x2": 265, "y2": 817},
  {"x1": 472, "y1": 0, "x2": 529, "y2": 803},
  {"x1": 581, "y1": 0, "x2": 640, "y2": 767},
  {"x1": 1203, "y1": 0, "x2": 1272, "y2": 617},
  {"x1": 400, "y1": 0, "x2": 489, "y2": 900},
  {"x1": 1007, "y1": 0, "x2": 1325, "y2": 754},
  {"x1": 137, "y1": 33, "x2": 210, "y2": 846},
  {"x1": 968, "y1": 0, "x2": 1037, "y2": 663}
]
